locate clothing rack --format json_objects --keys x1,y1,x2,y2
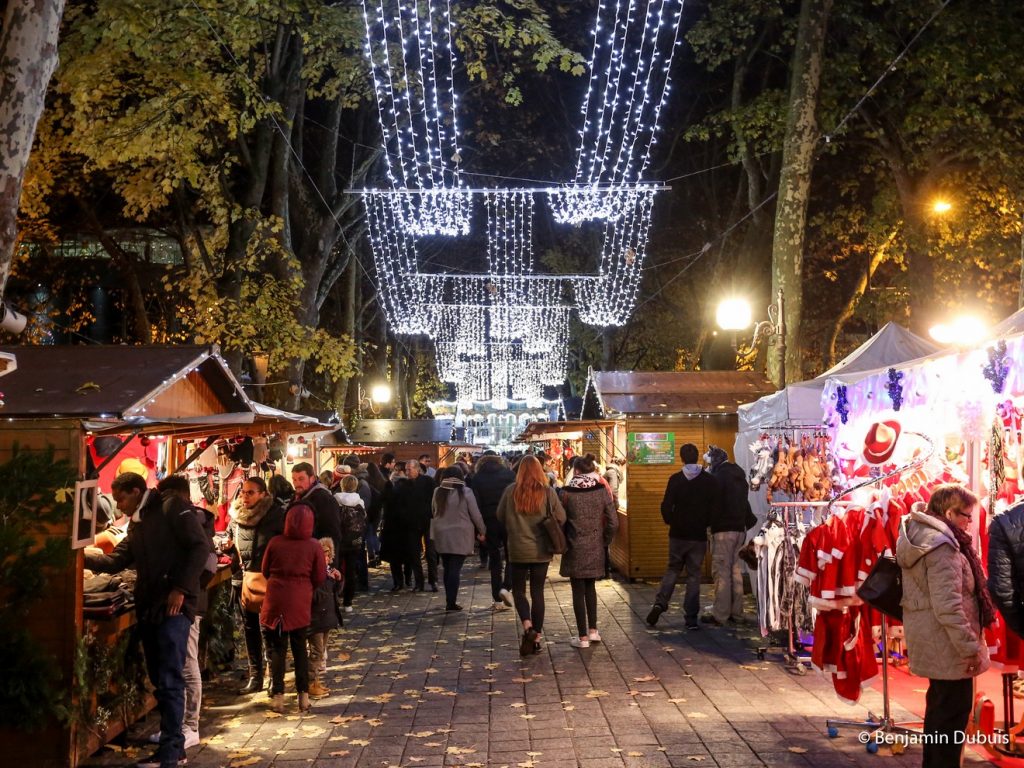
[{"x1": 824, "y1": 436, "x2": 935, "y2": 747}]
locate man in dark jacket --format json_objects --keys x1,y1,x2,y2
[
  {"x1": 472, "y1": 452, "x2": 517, "y2": 608},
  {"x1": 988, "y1": 502, "x2": 1024, "y2": 641},
  {"x1": 85, "y1": 472, "x2": 210, "y2": 768},
  {"x1": 703, "y1": 445, "x2": 751, "y2": 626},
  {"x1": 647, "y1": 444, "x2": 722, "y2": 630},
  {"x1": 407, "y1": 459, "x2": 438, "y2": 591},
  {"x1": 291, "y1": 462, "x2": 342, "y2": 569}
]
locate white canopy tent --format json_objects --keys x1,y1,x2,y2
[{"x1": 731, "y1": 323, "x2": 940, "y2": 595}]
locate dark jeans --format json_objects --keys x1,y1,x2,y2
[
  {"x1": 139, "y1": 613, "x2": 192, "y2": 765},
  {"x1": 263, "y1": 626, "x2": 309, "y2": 695},
  {"x1": 341, "y1": 550, "x2": 361, "y2": 606},
  {"x1": 654, "y1": 538, "x2": 706, "y2": 622},
  {"x1": 570, "y1": 577, "x2": 598, "y2": 637},
  {"x1": 487, "y1": 539, "x2": 511, "y2": 602},
  {"x1": 440, "y1": 553, "x2": 466, "y2": 608},
  {"x1": 424, "y1": 535, "x2": 439, "y2": 585},
  {"x1": 923, "y1": 677, "x2": 973, "y2": 767},
  {"x1": 356, "y1": 546, "x2": 369, "y2": 591},
  {"x1": 509, "y1": 562, "x2": 549, "y2": 632},
  {"x1": 241, "y1": 607, "x2": 264, "y2": 675}
]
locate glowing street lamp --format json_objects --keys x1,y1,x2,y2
[
  {"x1": 370, "y1": 383, "x2": 392, "y2": 404},
  {"x1": 931, "y1": 198, "x2": 953, "y2": 215},
  {"x1": 928, "y1": 315, "x2": 988, "y2": 347},
  {"x1": 358, "y1": 382, "x2": 393, "y2": 417},
  {"x1": 716, "y1": 290, "x2": 786, "y2": 386}
]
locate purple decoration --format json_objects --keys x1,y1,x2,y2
[
  {"x1": 836, "y1": 385, "x2": 850, "y2": 425},
  {"x1": 886, "y1": 367, "x2": 904, "y2": 411},
  {"x1": 983, "y1": 341, "x2": 1010, "y2": 394}
]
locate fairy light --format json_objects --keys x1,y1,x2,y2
[{"x1": 360, "y1": 0, "x2": 470, "y2": 236}]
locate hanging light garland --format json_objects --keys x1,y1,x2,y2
[
  {"x1": 548, "y1": 0, "x2": 684, "y2": 224},
  {"x1": 360, "y1": 0, "x2": 470, "y2": 236}
]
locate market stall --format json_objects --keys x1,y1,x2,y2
[
  {"x1": 0, "y1": 344, "x2": 258, "y2": 768},
  {"x1": 339, "y1": 418, "x2": 475, "y2": 468},
  {"x1": 515, "y1": 418, "x2": 621, "y2": 483},
  {"x1": 582, "y1": 369, "x2": 775, "y2": 579}
]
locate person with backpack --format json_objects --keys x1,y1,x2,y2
[
  {"x1": 334, "y1": 474, "x2": 368, "y2": 614},
  {"x1": 430, "y1": 466, "x2": 486, "y2": 611},
  {"x1": 703, "y1": 445, "x2": 754, "y2": 626},
  {"x1": 307, "y1": 537, "x2": 343, "y2": 699},
  {"x1": 497, "y1": 456, "x2": 566, "y2": 656}
]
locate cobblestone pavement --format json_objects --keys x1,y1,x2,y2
[{"x1": 85, "y1": 563, "x2": 994, "y2": 768}]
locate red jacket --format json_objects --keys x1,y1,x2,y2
[{"x1": 260, "y1": 503, "x2": 326, "y2": 631}]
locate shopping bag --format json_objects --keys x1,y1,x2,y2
[
  {"x1": 541, "y1": 510, "x2": 569, "y2": 555},
  {"x1": 856, "y1": 556, "x2": 903, "y2": 620},
  {"x1": 241, "y1": 570, "x2": 267, "y2": 612}
]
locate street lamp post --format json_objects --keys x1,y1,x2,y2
[
  {"x1": 358, "y1": 382, "x2": 392, "y2": 417},
  {"x1": 716, "y1": 289, "x2": 786, "y2": 387}
]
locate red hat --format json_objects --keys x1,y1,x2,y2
[{"x1": 863, "y1": 420, "x2": 901, "y2": 465}]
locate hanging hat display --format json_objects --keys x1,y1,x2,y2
[{"x1": 863, "y1": 420, "x2": 902, "y2": 465}]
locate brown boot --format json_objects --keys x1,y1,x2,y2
[
  {"x1": 270, "y1": 693, "x2": 285, "y2": 713},
  {"x1": 298, "y1": 692, "x2": 311, "y2": 712},
  {"x1": 308, "y1": 679, "x2": 330, "y2": 698}
]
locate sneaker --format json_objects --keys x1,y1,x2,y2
[
  {"x1": 499, "y1": 588, "x2": 513, "y2": 607},
  {"x1": 569, "y1": 637, "x2": 590, "y2": 648},
  {"x1": 136, "y1": 754, "x2": 186, "y2": 768},
  {"x1": 646, "y1": 605, "x2": 664, "y2": 626},
  {"x1": 308, "y1": 680, "x2": 330, "y2": 698},
  {"x1": 588, "y1": 630, "x2": 602, "y2": 643},
  {"x1": 520, "y1": 627, "x2": 538, "y2": 657},
  {"x1": 343, "y1": 605, "x2": 354, "y2": 613},
  {"x1": 701, "y1": 614, "x2": 723, "y2": 626},
  {"x1": 533, "y1": 634, "x2": 544, "y2": 654},
  {"x1": 147, "y1": 731, "x2": 199, "y2": 750}
]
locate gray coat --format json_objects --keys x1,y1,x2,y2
[
  {"x1": 559, "y1": 484, "x2": 618, "y2": 578},
  {"x1": 430, "y1": 481, "x2": 485, "y2": 556},
  {"x1": 497, "y1": 485, "x2": 566, "y2": 563},
  {"x1": 895, "y1": 508, "x2": 990, "y2": 680}
]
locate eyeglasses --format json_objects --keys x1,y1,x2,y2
[
  {"x1": 241, "y1": 490, "x2": 262, "y2": 496},
  {"x1": 952, "y1": 508, "x2": 973, "y2": 522}
]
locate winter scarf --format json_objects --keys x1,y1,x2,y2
[
  {"x1": 568, "y1": 472, "x2": 600, "y2": 489},
  {"x1": 949, "y1": 522, "x2": 997, "y2": 628},
  {"x1": 235, "y1": 495, "x2": 272, "y2": 527}
]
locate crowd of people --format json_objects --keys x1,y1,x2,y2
[{"x1": 88, "y1": 436, "x2": 1024, "y2": 768}]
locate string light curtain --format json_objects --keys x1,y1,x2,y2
[{"x1": 360, "y1": 0, "x2": 471, "y2": 235}]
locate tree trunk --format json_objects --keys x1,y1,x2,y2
[
  {"x1": 600, "y1": 327, "x2": 615, "y2": 370},
  {"x1": 769, "y1": 0, "x2": 832, "y2": 386},
  {"x1": 825, "y1": 229, "x2": 898, "y2": 367},
  {"x1": 0, "y1": 0, "x2": 66, "y2": 298}
]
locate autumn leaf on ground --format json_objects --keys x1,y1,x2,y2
[
  {"x1": 520, "y1": 713, "x2": 536, "y2": 719},
  {"x1": 686, "y1": 757, "x2": 706, "y2": 762},
  {"x1": 610, "y1": 748, "x2": 624, "y2": 753},
  {"x1": 667, "y1": 698, "x2": 687, "y2": 704},
  {"x1": 687, "y1": 712, "x2": 708, "y2": 719},
  {"x1": 511, "y1": 677, "x2": 533, "y2": 683},
  {"x1": 408, "y1": 759, "x2": 425, "y2": 763},
  {"x1": 349, "y1": 738, "x2": 371, "y2": 746},
  {"x1": 366, "y1": 693, "x2": 395, "y2": 703},
  {"x1": 788, "y1": 747, "x2": 808, "y2": 754},
  {"x1": 399, "y1": 704, "x2": 416, "y2": 710},
  {"x1": 424, "y1": 668, "x2": 439, "y2": 673},
  {"x1": 229, "y1": 759, "x2": 261, "y2": 767},
  {"x1": 526, "y1": 752, "x2": 542, "y2": 757},
  {"x1": 563, "y1": 705, "x2": 575, "y2": 711},
  {"x1": 366, "y1": 719, "x2": 384, "y2": 727},
  {"x1": 337, "y1": 652, "x2": 351, "y2": 661},
  {"x1": 424, "y1": 742, "x2": 443, "y2": 747},
  {"x1": 328, "y1": 751, "x2": 351, "y2": 757},
  {"x1": 487, "y1": 690, "x2": 504, "y2": 695},
  {"x1": 586, "y1": 690, "x2": 610, "y2": 698},
  {"x1": 510, "y1": 702, "x2": 526, "y2": 708},
  {"x1": 485, "y1": 663, "x2": 500, "y2": 669},
  {"x1": 633, "y1": 675, "x2": 657, "y2": 682},
  {"x1": 226, "y1": 751, "x2": 252, "y2": 759},
  {"x1": 738, "y1": 664, "x2": 760, "y2": 671},
  {"x1": 329, "y1": 714, "x2": 365, "y2": 724},
  {"x1": 408, "y1": 731, "x2": 435, "y2": 738},
  {"x1": 627, "y1": 751, "x2": 644, "y2": 757},
  {"x1": 446, "y1": 746, "x2": 477, "y2": 755},
  {"x1": 264, "y1": 711, "x2": 283, "y2": 719}
]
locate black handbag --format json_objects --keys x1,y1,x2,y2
[
  {"x1": 541, "y1": 509, "x2": 569, "y2": 555},
  {"x1": 856, "y1": 556, "x2": 903, "y2": 620}
]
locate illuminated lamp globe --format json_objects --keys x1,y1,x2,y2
[
  {"x1": 932, "y1": 199, "x2": 952, "y2": 214},
  {"x1": 929, "y1": 315, "x2": 987, "y2": 347},
  {"x1": 370, "y1": 384, "x2": 392, "y2": 404},
  {"x1": 716, "y1": 298, "x2": 753, "y2": 332}
]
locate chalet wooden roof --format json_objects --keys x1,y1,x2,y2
[
  {"x1": 0, "y1": 345, "x2": 252, "y2": 419},
  {"x1": 347, "y1": 418, "x2": 465, "y2": 446},
  {"x1": 584, "y1": 370, "x2": 776, "y2": 417}
]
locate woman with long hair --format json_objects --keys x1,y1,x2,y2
[
  {"x1": 497, "y1": 455, "x2": 566, "y2": 656},
  {"x1": 559, "y1": 454, "x2": 618, "y2": 648},
  {"x1": 430, "y1": 466, "x2": 486, "y2": 611},
  {"x1": 896, "y1": 483, "x2": 995, "y2": 767}
]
